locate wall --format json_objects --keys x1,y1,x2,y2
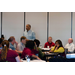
[
  {"x1": 73, "y1": 12, "x2": 75, "y2": 44},
  {"x1": 2, "y1": 12, "x2": 24, "y2": 43},
  {"x1": 0, "y1": 12, "x2": 73, "y2": 47},
  {"x1": 49, "y1": 12, "x2": 71, "y2": 46},
  {"x1": 25, "y1": 12, "x2": 47, "y2": 47}
]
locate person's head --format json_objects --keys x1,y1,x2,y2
[
  {"x1": 34, "y1": 39, "x2": 40, "y2": 47},
  {"x1": 26, "y1": 24, "x2": 31, "y2": 31},
  {"x1": 1, "y1": 35, "x2": 4, "y2": 40},
  {"x1": 1, "y1": 40, "x2": 9, "y2": 61},
  {"x1": 48, "y1": 37, "x2": 52, "y2": 43},
  {"x1": 55, "y1": 40, "x2": 63, "y2": 48},
  {"x1": 68, "y1": 38, "x2": 73, "y2": 44},
  {"x1": 20, "y1": 36, "x2": 26, "y2": 44},
  {"x1": 8, "y1": 36, "x2": 15, "y2": 45},
  {"x1": 0, "y1": 38, "x2": 3, "y2": 47},
  {"x1": 25, "y1": 40, "x2": 35, "y2": 49}
]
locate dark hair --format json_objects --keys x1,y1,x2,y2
[
  {"x1": 0, "y1": 38, "x2": 3, "y2": 44},
  {"x1": 34, "y1": 39, "x2": 40, "y2": 47},
  {"x1": 1, "y1": 35, "x2": 4, "y2": 39},
  {"x1": 20, "y1": 36, "x2": 26, "y2": 41},
  {"x1": 1, "y1": 40, "x2": 9, "y2": 61},
  {"x1": 8, "y1": 36, "x2": 15, "y2": 42},
  {"x1": 55, "y1": 40, "x2": 63, "y2": 49},
  {"x1": 25, "y1": 40, "x2": 35, "y2": 49}
]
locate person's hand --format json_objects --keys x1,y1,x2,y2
[
  {"x1": 68, "y1": 50, "x2": 70, "y2": 52},
  {"x1": 37, "y1": 57, "x2": 41, "y2": 60},
  {"x1": 34, "y1": 42, "x2": 37, "y2": 47},
  {"x1": 49, "y1": 50, "x2": 53, "y2": 53},
  {"x1": 42, "y1": 52, "x2": 45, "y2": 54},
  {"x1": 15, "y1": 41, "x2": 18, "y2": 45},
  {"x1": 9, "y1": 48, "x2": 12, "y2": 50},
  {"x1": 55, "y1": 47, "x2": 58, "y2": 50}
]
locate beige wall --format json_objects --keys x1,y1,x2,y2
[
  {"x1": 2, "y1": 12, "x2": 24, "y2": 42},
  {"x1": 1, "y1": 12, "x2": 73, "y2": 47},
  {"x1": 49, "y1": 12, "x2": 71, "y2": 46},
  {"x1": 73, "y1": 12, "x2": 75, "y2": 44},
  {"x1": 25, "y1": 12, "x2": 47, "y2": 47}
]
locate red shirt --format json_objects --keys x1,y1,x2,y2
[
  {"x1": 0, "y1": 50, "x2": 18, "y2": 62},
  {"x1": 21, "y1": 48, "x2": 38, "y2": 59},
  {"x1": 44, "y1": 42, "x2": 55, "y2": 48}
]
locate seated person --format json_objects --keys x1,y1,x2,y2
[
  {"x1": 65, "y1": 38, "x2": 74, "y2": 53},
  {"x1": 34, "y1": 39, "x2": 44, "y2": 59},
  {"x1": 0, "y1": 40, "x2": 21, "y2": 62},
  {"x1": 17, "y1": 36, "x2": 26, "y2": 54},
  {"x1": 0, "y1": 38, "x2": 3, "y2": 52},
  {"x1": 44, "y1": 37, "x2": 55, "y2": 48},
  {"x1": 8, "y1": 36, "x2": 18, "y2": 50},
  {"x1": 49, "y1": 40, "x2": 65, "y2": 57},
  {"x1": 21, "y1": 40, "x2": 41, "y2": 60}
]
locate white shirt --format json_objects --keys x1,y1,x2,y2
[
  {"x1": 65, "y1": 43, "x2": 75, "y2": 52},
  {"x1": 17, "y1": 42, "x2": 25, "y2": 51}
]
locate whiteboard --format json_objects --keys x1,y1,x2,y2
[
  {"x1": 2, "y1": 12, "x2": 24, "y2": 43},
  {"x1": 49, "y1": 12, "x2": 71, "y2": 46},
  {"x1": 73, "y1": 12, "x2": 75, "y2": 45},
  {"x1": 25, "y1": 12, "x2": 47, "y2": 47}
]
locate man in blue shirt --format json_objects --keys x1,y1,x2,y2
[
  {"x1": 8, "y1": 36, "x2": 18, "y2": 50},
  {"x1": 23, "y1": 24, "x2": 36, "y2": 40}
]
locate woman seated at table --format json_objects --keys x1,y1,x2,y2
[
  {"x1": 34, "y1": 39, "x2": 44, "y2": 59},
  {"x1": 21, "y1": 40, "x2": 41, "y2": 60},
  {"x1": 49, "y1": 40, "x2": 65, "y2": 57},
  {"x1": 0, "y1": 40, "x2": 21, "y2": 62}
]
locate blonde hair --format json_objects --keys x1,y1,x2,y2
[{"x1": 48, "y1": 37, "x2": 52, "y2": 39}]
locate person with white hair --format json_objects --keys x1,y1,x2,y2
[{"x1": 65, "y1": 38, "x2": 75, "y2": 53}]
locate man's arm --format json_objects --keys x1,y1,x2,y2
[{"x1": 15, "y1": 44, "x2": 23, "y2": 54}]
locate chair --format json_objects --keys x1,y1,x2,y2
[
  {"x1": 74, "y1": 48, "x2": 75, "y2": 53},
  {"x1": 64, "y1": 48, "x2": 68, "y2": 54}
]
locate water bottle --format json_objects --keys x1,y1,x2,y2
[{"x1": 26, "y1": 55, "x2": 30, "y2": 62}]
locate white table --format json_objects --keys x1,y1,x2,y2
[
  {"x1": 41, "y1": 48, "x2": 51, "y2": 52},
  {"x1": 21, "y1": 59, "x2": 46, "y2": 62}
]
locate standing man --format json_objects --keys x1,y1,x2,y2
[
  {"x1": 65, "y1": 38, "x2": 75, "y2": 53},
  {"x1": 23, "y1": 24, "x2": 36, "y2": 40}
]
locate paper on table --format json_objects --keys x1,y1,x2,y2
[
  {"x1": 21, "y1": 59, "x2": 46, "y2": 62},
  {"x1": 42, "y1": 48, "x2": 51, "y2": 50}
]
